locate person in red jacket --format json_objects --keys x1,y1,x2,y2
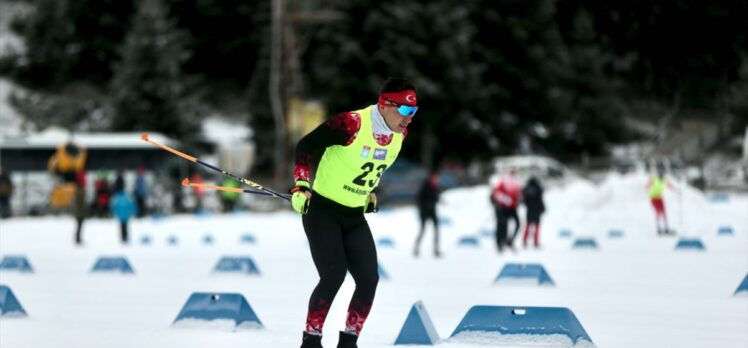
[{"x1": 490, "y1": 168, "x2": 522, "y2": 253}]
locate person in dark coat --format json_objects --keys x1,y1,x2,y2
[
  {"x1": 73, "y1": 171, "x2": 88, "y2": 245},
  {"x1": 521, "y1": 176, "x2": 545, "y2": 248},
  {"x1": 414, "y1": 172, "x2": 441, "y2": 257},
  {"x1": 133, "y1": 166, "x2": 149, "y2": 217},
  {"x1": 0, "y1": 167, "x2": 13, "y2": 218}
]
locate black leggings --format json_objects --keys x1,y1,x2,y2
[
  {"x1": 302, "y1": 193, "x2": 378, "y2": 336},
  {"x1": 495, "y1": 207, "x2": 519, "y2": 251},
  {"x1": 415, "y1": 209, "x2": 440, "y2": 254}
]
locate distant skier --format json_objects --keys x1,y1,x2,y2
[
  {"x1": 491, "y1": 167, "x2": 522, "y2": 253},
  {"x1": 219, "y1": 178, "x2": 240, "y2": 212},
  {"x1": 646, "y1": 164, "x2": 678, "y2": 235},
  {"x1": 413, "y1": 171, "x2": 441, "y2": 258},
  {"x1": 291, "y1": 77, "x2": 417, "y2": 348},
  {"x1": 521, "y1": 176, "x2": 545, "y2": 248}
]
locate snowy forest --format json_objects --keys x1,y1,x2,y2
[{"x1": 1, "y1": 0, "x2": 746, "y2": 177}]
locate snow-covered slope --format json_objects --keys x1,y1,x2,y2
[{"x1": 1, "y1": 171, "x2": 746, "y2": 348}]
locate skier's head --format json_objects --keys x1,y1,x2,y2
[
  {"x1": 378, "y1": 77, "x2": 417, "y2": 134},
  {"x1": 656, "y1": 163, "x2": 666, "y2": 177}
]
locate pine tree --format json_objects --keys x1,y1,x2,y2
[
  {"x1": 15, "y1": 0, "x2": 135, "y2": 87},
  {"x1": 109, "y1": 0, "x2": 200, "y2": 141}
]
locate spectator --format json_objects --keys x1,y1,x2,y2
[
  {"x1": 190, "y1": 172, "x2": 205, "y2": 212},
  {"x1": 73, "y1": 171, "x2": 88, "y2": 245},
  {"x1": 133, "y1": 166, "x2": 149, "y2": 217},
  {"x1": 113, "y1": 169, "x2": 125, "y2": 193},
  {"x1": 48, "y1": 141, "x2": 87, "y2": 183},
  {"x1": 93, "y1": 171, "x2": 112, "y2": 217},
  {"x1": 413, "y1": 171, "x2": 441, "y2": 257},
  {"x1": 111, "y1": 188, "x2": 137, "y2": 244},
  {"x1": 219, "y1": 178, "x2": 240, "y2": 212},
  {"x1": 521, "y1": 176, "x2": 545, "y2": 248},
  {"x1": 0, "y1": 167, "x2": 13, "y2": 218},
  {"x1": 490, "y1": 167, "x2": 522, "y2": 253}
]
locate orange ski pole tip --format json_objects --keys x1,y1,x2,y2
[
  {"x1": 181, "y1": 178, "x2": 190, "y2": 186},
  {"x1": 140, "y1": 133, "x2": 149, "y2": 141}
]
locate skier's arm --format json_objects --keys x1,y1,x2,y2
[
  {"x1": 667, "y1": 179, "x2": 680, "y2": 194},
  {"x1": 293, "y1": 112, "x2": 361, "y2": 182}
]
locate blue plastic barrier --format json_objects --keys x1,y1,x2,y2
[
  {"x1": 140, "y1": 235, "x2": 152, "y2": 245},
  {"x1": 450, "y1": 305, "x2": 593, "y2": 345},
  {"x1": 572, "y1": 238, "x2": 598, "y2": 249},
  {"x1": 173, "y1": 292, "x2": 262, "y2": 328},
  {"x1": 378, "y1": 263, "x2": 390, "y2": 280},
  {"x1": 0, "y1": 255, "x2": 34, "y2": 273},
  {"x1": 494, "y1": 263, "x2": 555, "y2": 286},
  {"x1": 214, "y1": 257, "x2": 260, "y2": 275},
  {"x1": 480, "y1": 229, "x2": 494, "y2": 238},
  {"x1": 675, "y1": 238, "x2": 705, "y2": 251},
  {"x1": 608, "y1": 229, "x2": 624, "y2": 238},
  {"x1": 717, "y1": 226, "x2": 734, "y2": 236},
  {"x1": 709, "y1": 193, "x2": 729, "y2": 203},
  {"x1": 559, "y1": 229, "x2": 572, "y2": 238},
  {"x1": 167, "y1": 235, "x2": 179, "y2": 246},
  {"x1": 0, "y1": 285, "x2": 27, "y2": 317},
  {"x1": 394, "y1": 301, "x2": 440, "y2": 345},
  {"x1": 734, "y1": 274, "x2": 748, "y2": 296},
  {"x1": 240, "y1": 234, "x2": 256, "y2": 244},
  {"x1": 91, "y1": 256, "x2": 134, "y2": 274},
  {"x1": 458, "y1": 236, "x2": 480, "y2": 247},
  {"x1": 438, "y1": 216, "x2": 452, "y2": 226},
  {"x1": 377, "y1": 237, "x2": 395, "y2": 248}
]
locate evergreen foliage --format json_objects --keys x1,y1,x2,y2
[
  {"x1": 109, "y1": 0, "x2": 201, "y2": 142},
  {"x1": 5, "y1": 0, "x2": 746, "y2": 166}
]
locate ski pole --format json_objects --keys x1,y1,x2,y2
[
  {"x1": 181, "y1": 178, "x2": 289, "y2": 198},
  {"x1": 140, "y1": 133, "x2": 291, "y2": 201}
]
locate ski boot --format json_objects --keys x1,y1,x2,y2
[
  {"x1": 337, "y1": 331, "x2": 358, "y2": 348},
  {"x1": 301, "y1": 332, "x2": 323, "y2": 348}
]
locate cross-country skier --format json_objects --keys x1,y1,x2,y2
[
  {"x1": 647, "y1": 163, "x2": 678, "y2": 235},
  {"x1": 291, "y1": 77, "x2": 418, "y2": 348}
]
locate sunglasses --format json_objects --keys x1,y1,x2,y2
[{"x1": 383, "y1": 97, "x2": 418, "y2": 117}]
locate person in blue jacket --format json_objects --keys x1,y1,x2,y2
[{"x1": 111, "y1": 188, "x2": 137, "y2": 244}]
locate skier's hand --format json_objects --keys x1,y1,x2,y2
[
  {"x1": 365, "y1": 192, "x2": 378, "y2": 213},
  {"x1": 290, "y1": 181, "x2": 312, "y2": 215}
]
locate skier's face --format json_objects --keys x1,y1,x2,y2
[{"x1": 379, "y1": 102, "x2": 414, "y2": 134}]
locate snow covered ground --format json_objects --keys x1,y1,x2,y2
[{"x1": 1, "y1": 170, "x2": 747, "y2": 348}]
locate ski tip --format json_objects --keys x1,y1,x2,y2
[
  {"x1": 140, "y1": 133, "x2": 149, "y2": 141},
  {"x1": 181, "y1": 178, "x2": 190, "y2": 186}
]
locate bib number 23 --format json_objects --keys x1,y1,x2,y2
[{"x1": 352, "y1": 162, "x2": 387, "y2": 188}]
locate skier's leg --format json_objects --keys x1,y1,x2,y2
[
  {"x1": 301, "y1": 202, "x2": 347, "y2": 337},
  {"x1": 342, "y1": 215, "x2": 378, "y2": 337},
  {"x1": 496, "y1": 208, "x2": 507, "y2": 252},
  {"x1": 414, "y1": 213, "x2": 426, "y2": 256},
  {"x1": 508, "y1": 209, "x2": 519, "y2": 247},
  {"x1": 432, "y1": 215, "x2": 441, "y2": 256}
]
